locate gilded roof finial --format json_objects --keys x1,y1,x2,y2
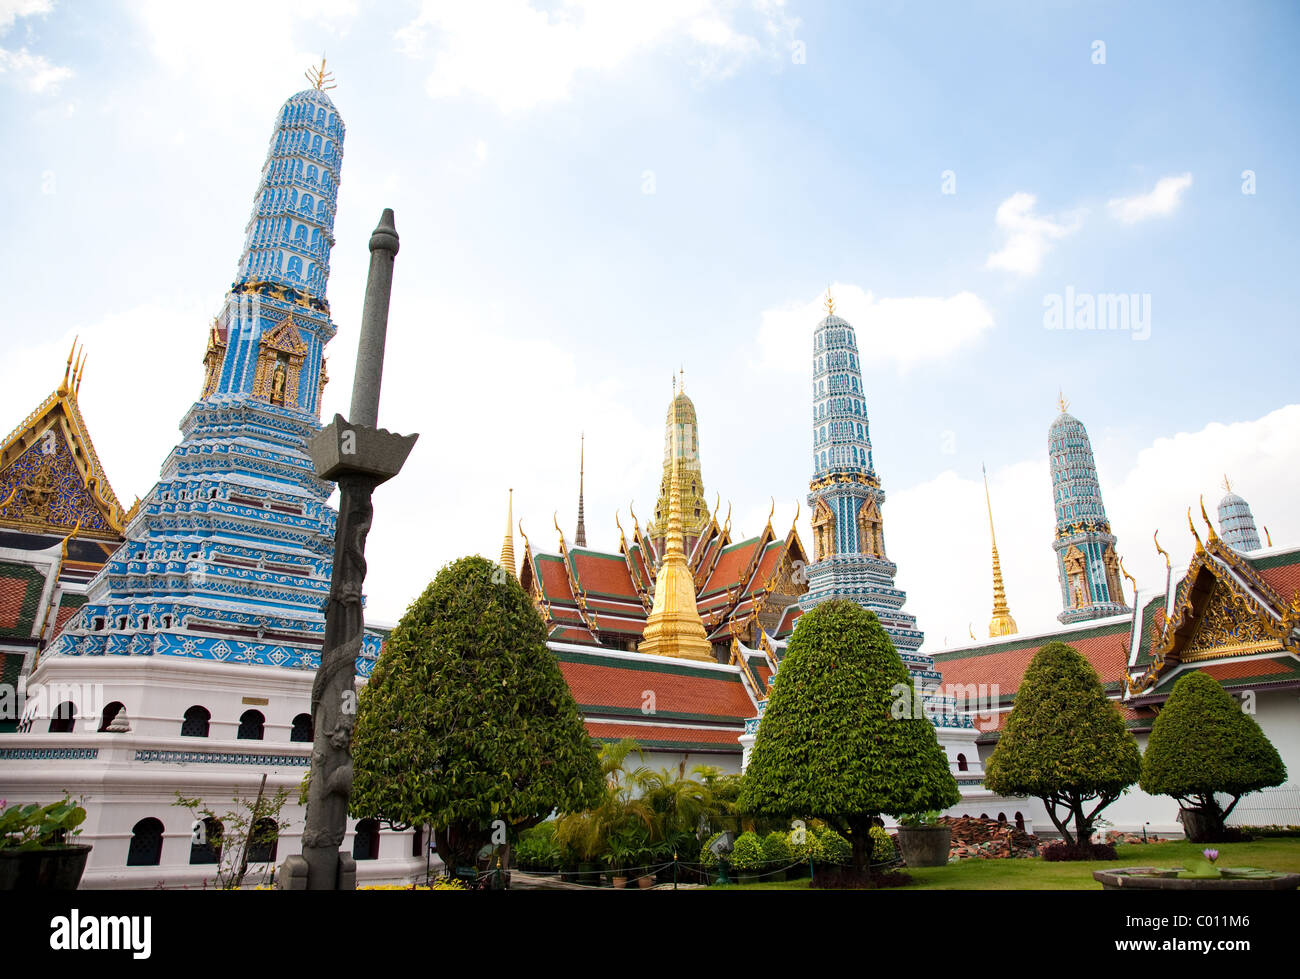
[
  {"x1": 1222, "y1": 473, "x2": 1232, "y2": 494},
  {"x1": 305, "y1": 56, "x2": 337, "y2": 92},
  {"x1": 1058, "y1": 389, "x2": 1069, "y2": 414},
  {"x1": 59, "y1": 337, "x2": 78, "y2": 396},
  {"x1": 499, "y1": 488, "x2": 516, "y2": 578},
  {"x1": 983, "y1": 464, "x2": 1018, "y2": 637},
  {"x1": 824, "y1": 286, "x2": 835, "y2": 317},
  {"x1": 1153, "y1": 530, "x2": 1171, "y2": 573},
  {"x1": 1265, "y1": 525, "x2": 1273, "y2": 547},
  {"x1": 1199, "y1": 495, "x2": 1219, "y2": 541},
  {"x1": 1187, "y1": 507, "x2": 1203, "y2": 551}
]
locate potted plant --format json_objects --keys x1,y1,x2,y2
[
  {"x1": 896, "y1": 811, "x2": 951, "y2": 868},
  {"x1": 604, "y1": 837, "x2": 635, "y2": 888},
  {"x1": 0, "y1": 796, "x2": 91, "y2": 890}
]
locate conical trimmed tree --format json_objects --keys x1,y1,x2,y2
[
  {"x1": 1140, "y1": 670, "x2": 1286, "y2": 841},
  {"x1": 738, "y1": 600, "x2": 959, "y2": 876},
  {"x1": 351, "y1": 555, "x2": 603, "y2": 875},
  {"x1": 983, "y1": 640, "x2": 1140, "y2": 848}
]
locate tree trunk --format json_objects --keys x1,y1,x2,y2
[{"x1": 847, "y1": 816, "x2": 872, "y2": 879}]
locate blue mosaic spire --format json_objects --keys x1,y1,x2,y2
[
  {"x1": 796, "y1": 292, "x2": 968, "y2": 729},
  {"x1": 1049, "y1": 397, "x2": 1128, "y2": 624},
  {"x1": 799, "y1": 294, "x2": 921, "y2": 653},
  {"x1": 1217, "y1": 479, "x2": 1262, "y2": 552},
  {"x1": 49, "y1": 78, "x2": 382, "y2": 676}
]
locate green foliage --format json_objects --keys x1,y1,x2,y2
[
  {"x1": 983, "y1": 641, "x2": 1141, "y2": 846},
  {"x1": 814, "y1": 825, "x2": 852, "y2": 865},
  {"x1": 737, "y1": 601, "x2": 959, "y2": 871},
  {"x1": 699, "y1": 831, "x2": 726, "y2": 868},
  {"x1": 761, "y1": 830, "x2": 792, "y2": 867},
  {"x1": 729, "y1": 831, "x2": 764, "y2": 871},
  {"x1": 786, "y1": 825, "x2": 818, "y2": 863},
  {"x1": 898, "y1": 810, "x2": 942, "y2": 826},
  {"x1": 1140, "y1": 671, "x2": 1286, "y2": 819},
  {"x1": 513, "y1": 821, "x2": 562, "y2": 871},
  {"x1": 351, "y1": 556, "x2": 603, "y2": 866},
  {"x1": 174, "y1": 786, "x2": 291, "y2": 890},
  {"x1": 870, "y1": 825, "x2": 896, "y2": 863},
  {"x1": 0, "y1": 796, "x2": 86, "y2": 850}
]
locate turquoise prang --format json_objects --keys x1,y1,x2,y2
[{"x1": 47, "y1": 85, "x2": 383, "y2": 675}]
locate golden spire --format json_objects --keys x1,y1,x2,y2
[
  {"x1": 639, "y1": 423, "x2": 713, "y2": 661},
  {"x1": 1058, "y1": 389, "x2": 1069, "y2": 413},
  {"x1": 1222, "y1": 473, "x2": 1232, "y2": 494},
  {"x1": 984, "y1": 465, "x2": 1018, "y2": 637},
  {"x1": 499, "y1": 488, "x2": 516, "y2": 578},
  {"x1": 824, "y1": 286, "x2": 835, "y2": 317},
  {"x1": 305, "y1": 56, "x2": 337, "y2": 92}
]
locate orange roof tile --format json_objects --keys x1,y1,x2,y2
[{"x1": 558, "y1": 656, "x2": 755, "y2": 722}]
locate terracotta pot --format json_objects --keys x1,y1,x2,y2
[
  {"x1": 612, "y1": 875, "x2": 628, "y2": 889},
  {"x1": 637, "y1": 875, "x2": 655, "y2": 889},
  {"x1": 0, "y1": 844, "x2": 92, "y2": 890},
  {"x1": 897, "y1": 826, "x2": 952, "y2": 867}
]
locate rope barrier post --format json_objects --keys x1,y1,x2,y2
[{"x1": 673, "y1": 852, "x2": 678, "y2": 890}]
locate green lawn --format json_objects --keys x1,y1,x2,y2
[{"x1": 717, "y1": 838, "x2": 1300, "y2": 890}]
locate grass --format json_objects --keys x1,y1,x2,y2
[{"x1": 716, "y1": 838, "x2": 1300, "y2": 890}]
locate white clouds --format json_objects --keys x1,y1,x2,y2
[
  {"x1": 0, "y1": 44, "x2": 69, "y2": 92},
  {"x1": 888, "y1": 404, "x2": 1300, "y2": 653},
  {"x1": 396, "y1": 0, "x2": 800, "y2": 112},
  {"x1": 1108, "y1": 172, "x2": 1193, "y2": 224},
  {"x1": 129, "y1": 0, "x2": 359, "y2": 109},
  {"x1": 756, "y1": 283, "x2": 994, "y2": 374},
  {"x1": 0, "y1": 0, "x2": 70, "y2": 93},
  {"x1": 985, "y1": 192, "x2": 1084, "y2": 277},
  {"x1": 0, "y1": 0, "x2": 52, "y2": 32}
]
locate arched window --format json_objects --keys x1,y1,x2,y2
[
  {"x1": 290, "y1": 713, "x2": 313, "y2": 743},
  {"x1": 181, "y1": 706, "x2": 210, "y2": 738},
  {"x1": 127, "y1": 818, "x2": 165, "y2": 866},
  {"x1": 287, "y1": 256, "x2": 303, "y2": 280},
  {"x1": 352, "y1": 818, "x2": 380, "y2": 861},
  {"x1": 411, "y1": 826, "x2": 424, "y2": 858},
  {"x1": 98, "y1": 702, "x2": 126, "y2": 732},
  {"x1": 237, "y1": 710, "x2": 265, "y2": 740},
  {"x1": 49, "y1": 701, "x2": 77, "y2": 733},
  {"x1": 956, "y1": 753, "x2": 968, "y2": 772},
  {"x1": 997, "y1": 812, "x2": 1007, "y2": 823},
  {"x1": 1015, "y1": 812, "x2": 1025, "y2": 832},
  {"x1": 979, "y1": 813, "x2": 989, "y2": 820},
  {"x1": 189, "y1": 817, "x2": 223, "y2": 865},
  {"x1": 247, "y1": 818, "x2": 278, "y2": 864}
]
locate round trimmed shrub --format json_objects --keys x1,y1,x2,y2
[
  {"x1": 761, "y1": 831, "x2": 792, "y2": 867},
  {"x1": 729, "y1": 831, "x2": 764, "y2": 872}
]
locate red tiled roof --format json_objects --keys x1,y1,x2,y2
[
  {"x1": 571, "y1": 551, "x2": 639, "y2": 598},
  {"x1": 558, "y1": 657, "x2": 754, "y2": 721},
  {"x1": 1183, "y1": 658, "x2": 1296, "y2": 683},
  {"x1": 935, "y1": 626, "x2": 1132, "y2": 697},
  {"x1": 702, "y1": 539, "x2": 762, "y2": 596},
  {"x1": 585, "y1": 721, "x2": 743, "y2": 749},
  {"x1": 536, "y1": 557, "x2": 576, "y2": 604},
  {"x1": 1257, "y1": 563, "x2": 1300, "y2": 600}
]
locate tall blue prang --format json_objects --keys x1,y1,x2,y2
[
  {"x1": 1049, "y1": 398, "x2": 1129, "y2": 624},
  {"x1": 797, "y1": 294, "x2": 967, "y2": 727},
  {"x1": 50, "y1": 77, "x2": 382, "y2": 675}
]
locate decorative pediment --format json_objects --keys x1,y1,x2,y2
[
  {"x1": 1125, "y1": 513, "x2": 1299, "y2": 698},
  {"x1": 0, "y1": 370, "x2": 126, "y2": 540}
]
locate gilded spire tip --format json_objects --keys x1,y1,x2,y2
[
  {"x1": 305, "y1": 56, "x2": 337, "y2": 92},
  {"x1": 824, "y1": 286, "x2": 835, "y2": 317}
]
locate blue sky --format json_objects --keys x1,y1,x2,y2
[{"x1": 2, "y1": 0, "x2": 1297, "y2": 647}]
